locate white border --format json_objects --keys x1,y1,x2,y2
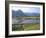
[{"x1": 9, "y1": 4, "x2": 43, "y2": 35}]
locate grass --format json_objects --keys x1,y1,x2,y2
[
  {"x1": 12, "y1": 24, "x2": 40, "y2": 31},
  {"x1": 23, "y1": 24, "x2": 40, "y2": 30}
]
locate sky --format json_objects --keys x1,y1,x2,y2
[{"x1": 12, "y1": 7, "x2": 40, "y2": 13}]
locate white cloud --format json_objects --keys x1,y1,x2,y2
[{"x1": 12, "y1": 6, "x2": 40, "y2": 13}]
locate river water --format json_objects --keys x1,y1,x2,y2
[{"x1": 12, "y1": 17, "x2": 40, "y2": 24}]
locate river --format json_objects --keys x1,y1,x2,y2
[{"x1": 12, "y1": 17, "x2": 40, "y2": 24}]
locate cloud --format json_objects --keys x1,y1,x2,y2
[{"x1": 12, "y1": 7, "x2": 40, "y2": 13}]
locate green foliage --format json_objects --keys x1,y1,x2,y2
[
  {"x1": 12, "y1": 24, "x2": 24, "y2": 31},
  {"x1": 12, "y1": 24, "x2": 40, "y2": 31},
  {"x1": 23, "y1": 24, "x2": 40, "y2": 30}
]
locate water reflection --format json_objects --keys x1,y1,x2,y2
[{"x1": 12, "y1": 17, "x2": 40, "y2": 24}]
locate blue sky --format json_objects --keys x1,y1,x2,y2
[{"x1": 12, "y1": 7, "x2": 40, "y2": 13}]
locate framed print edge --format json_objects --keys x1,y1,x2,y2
[{"x1": 5, "y1": 1, "x2": 45, "y2": 37}]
